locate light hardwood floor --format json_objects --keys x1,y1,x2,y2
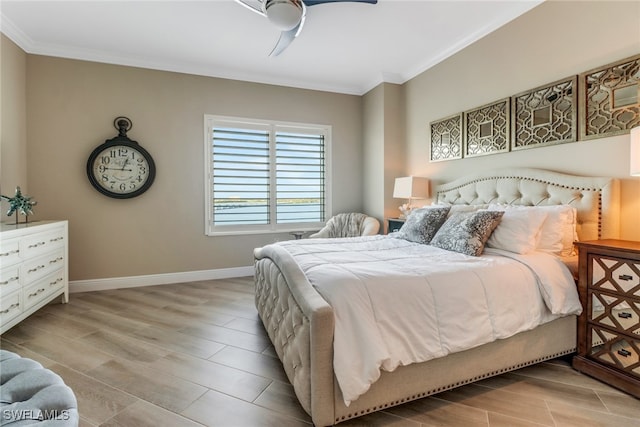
[{"x1": 1, "y1": 277, "x2": 639, "y2": 427}]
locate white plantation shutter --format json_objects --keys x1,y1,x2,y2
[
  {"x1": 276, "y1": 131, "x2": 325, "y2": 224},
  {"x1": 211, "y1": 127, "x2": 270, "y2": 226},
  {"x1": 205, "y1": 116, "x2": 330, "y2": 235}
]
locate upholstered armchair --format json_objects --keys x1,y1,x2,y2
[{"x1": 309, "y1": 212, "x2": 380, "y2": 238}]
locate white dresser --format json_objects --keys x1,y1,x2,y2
[{"x1": 0, "y1": 220, "x2": 69, "y2": 334}]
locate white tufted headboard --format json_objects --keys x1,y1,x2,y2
[{"x1": 434, "y1": 168, "x2": 620, "y2": 241}]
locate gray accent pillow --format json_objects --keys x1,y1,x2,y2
[
  {"x1": 430, "y1": 210, "x2": 504, "y2": 256},
  {"x1": 391, "y1": 206, "x2": 450, "y2": 244}
]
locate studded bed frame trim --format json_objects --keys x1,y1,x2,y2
[{"x1": 254, "y1": 168, "x2": 620, "y2": 426}]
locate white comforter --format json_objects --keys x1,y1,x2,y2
[{"x1": 272, "y1": 235, "x2": 581, "y2": 405}]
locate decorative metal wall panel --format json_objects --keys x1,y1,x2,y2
[
  {"x1": 464, "y1": 98, "x2": 510, "y2": 157},
  {"x1": 511, "y1": 76, "x2": 577, "y2": 151},
  {"x1": 580, "y1": 54, "x2": 640, "y2": 141},
  {"x1": 430, "y1": 113, "x2": 462, "y2": 162}
]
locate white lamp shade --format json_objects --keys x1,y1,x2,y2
[
  {"x1": 631, "y1": 126, "x2": 640, "y2": 177},
  {"x1": 393, "y1": 176, "x2": 430, "y2": 199}
]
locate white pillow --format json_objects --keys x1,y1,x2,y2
[
  {"x1": 488, "y1": 204, "x2": 578, "y2": 256},
  {"x1": 432, "y1": 203, "x2": 488, "y2": 217},
  {"x1": 486, "y1": 207, "x2": 548, "y2": 254}
]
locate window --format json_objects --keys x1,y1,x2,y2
[{"x1": 204, "y1": 115, "x2": 331, "y2": 235}]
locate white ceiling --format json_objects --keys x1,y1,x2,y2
[{"x1": 0, "y1": 0, "x2": 543, "y2": 95}]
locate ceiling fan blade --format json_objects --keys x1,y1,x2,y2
[
  {"x1": 303, "y1": 0, "x2": 377, "y2": 6},
  {"x1": 234, "y1": 0, "x2": 266, "y2": 17},
  {"x1": 269, "y1": 19, "x2": 304, "y2": 56}
]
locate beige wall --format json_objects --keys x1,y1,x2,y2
[
  {"x1": 3, "y1": 0, "x2": 640, "y2": 283},
  {"x1": 21, "y1": 56, "x2": 362, "y2": 281},
  {"x1": 1, "y1": 35, "x2": 28, "y2": 223},
  {"x1": 362, "y1": 84, "x2": 384, "y2": 221},
  {"x1": 402, "y1": 0, "x2": 640, "y2": 240},
  {"x1": 362, "y1": 83, "x2": 406, "y2": 230}
]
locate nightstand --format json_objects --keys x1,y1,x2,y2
[
  {"x1": 572, "y1": 239, "x2": 640, "y2": 398},
  {"x1": 387, "y1": 218, "x2": 405, "y2": 234}
]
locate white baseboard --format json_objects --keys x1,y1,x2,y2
[{"x1": 69, "y1": 266, "x2": 254, "y2": 293}]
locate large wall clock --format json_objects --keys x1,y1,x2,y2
[{"x1": 86, "y1": 117, "x2": 156, "y2": 199}]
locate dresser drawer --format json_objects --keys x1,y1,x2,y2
[
  {"x1": 590, "y1": 254, "x2": 640, "y2": 298},
  {"x1": 589, "y1": 325, "x2": 640, "y2": 379},
  {"x1": 20, "y1": 228, "x2": 66, "y2": 259},
  {"x1": 0, "y1": 290, "x2": 23, "y2": 327},
  {"x1": 21, "y1": 249, "x2": 65, "y2": 286},
  {"x1": 591, "y1": 292, "x2": 640, "y2": 335},
  {"x1": 0, "y1": 265, "x2": 21, "y2": 297},
  {"x1": 0, "y1": 238, "x2": 21, "y2": 268},
  {"x1": 23, "y1": 270, "x2": 65, "y2": 311}
]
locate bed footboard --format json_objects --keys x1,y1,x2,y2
[{"x1": 254, "y1": 246, "x2": 336, "y2": 427}]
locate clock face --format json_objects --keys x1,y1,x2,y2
[{"x1": 87, "y1": 142, "x2": 155, "y2": 198}]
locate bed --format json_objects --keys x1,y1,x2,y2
[{"x1": 253, "y1": 168, "x2": 620, "y2": 426}]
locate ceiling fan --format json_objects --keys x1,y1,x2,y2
[{"x1": 235, "y1": 0, "x2": 378, "y2": 56}]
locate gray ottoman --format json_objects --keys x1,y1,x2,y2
[{"x1": 0, "y1": 350, "x2": 78, "y2": 426}]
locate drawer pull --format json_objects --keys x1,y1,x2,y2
[
  {"x1": 619, "y1": 312, "x2": 632, "y2": 319},
  {"x1": 28, "y1": 241, "x2": 46, "y2": 248},
  {"x1": 0, "y1": 276, "x2": 19, "y2": 285},
  {"x1": 49, "y1": 257, "x2": 63, "y2": 264},
  {"x1": 617, "y1": 349, "x2": 632, "y2": 357},
  {"x1": 49, "y1": 237, "x2": 63, "y2": 242},
  {"x1": 0, "y1": 303, "x2": 19, "y2": 314},
  {"x1": 618, "y1": 274, "x2": 633, "y2": 281},
  {"x1": 27, "y1": 265, "x2": 46, "y2": 273},
  {"x1": 28, "y1": 288, "x2": 46, "y2": 298},
  {"x1": 49, "y1": 278, "x2": 63, "y2": 286},
  {"x1": 0, "y1": 249, "x2": 19, "y2": 257}
]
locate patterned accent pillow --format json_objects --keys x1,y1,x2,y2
[
  {"x1": 391, "y1": 206, "x2": 450, "y2": 244},
  {"x1": 430, "y1": 210, "x2": 505, "y2": 256}
]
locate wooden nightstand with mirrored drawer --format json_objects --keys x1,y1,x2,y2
[{"x1": 573, "y1": 239, "x2": 640, "y2": 398}]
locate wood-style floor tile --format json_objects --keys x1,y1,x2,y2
[
  {"x1": 596, "y1": 389, "x2": 640, "y2": 419},
  {"x1": 146, "y1": 351, "x2": 272, "y2": 402},
  {"x1": 181, "y1": 390, "x2": 311, "y2": 427},
  {"x1": 476, "y1": 371, "x2": 608, "y2": 412},
  {"x1": 101, "y1": 399, "x2": 204, "y2": 427},
  {"x1": 223, "y1": 316, "x2": 265, "y2": 335},
  {"x1": 208, "y1": 345, "x2": 289, "y2": 383},
  {"x1": 78, "y1": 329, "x2": 169, "y2": 363},
  {"x1": 87, "y1": 359, "x2": 207, "y2": 413},
  {"x1": 11, "y1": 330, "x2": 114, "y2": 372},
  {"x1": 513, "y1": 359, "x2": 621, "y2": 393},
  {"x1": 113, "y1": 304, "x2": 196, "y2": 330},
  {"x1": 384, "y1": 395, "x2": 489, "y2": 426},
  {"x1": 2, "y1": 276, "x2": 638, "y2": 427},
  {"x1": 547, "y1": 400, "x2": 640, "y2": 427},
  {"x1": 129, "y1": 325, "x2": 226, "y2": 359},
  {"x1": 0, "y1": 339, "x2": 56, "y2": 368},
  {"x1": 253, "y1": 379, "x2": 312, "y2": 422},
  {"x1": 180, "y1": 322, "x2": 271, "y2": 352},
  {"x1": 163, "y1": 304, "x2": 237, "y2": 327},
  {"x1": 436, "y1": 383, "x2": 555, "y2": 426},
  {"x1": 78, "y1": 417, "x2": 98, "y2": 427},
  {"x1": 73, "y1": 292, "x2": 148, "y2": 313},
  {"x1": 50, "y1": 305, "x2": 152, "y2": 333},
  {"x1": 47, "y1": 363, "x2": 138, "y2": 425},
  {"x1": 487, "y1": 412, "x2": 544, "y2": 427},
  {"x1": 338, "y1": 411, "x2": 423, "y2": 427},
  {"x1": 146, "y1": 289, "x2": 209, "y2": 306}
]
